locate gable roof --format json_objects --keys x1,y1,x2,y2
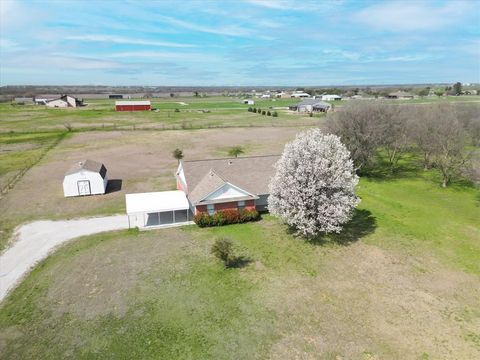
[
  {"x1": 297, "y1": 99, "x2": 331, "y2": 107},
  {"x1": 179, "y1": 155, "x2": 280, "y2": 204},
  {"x1": 65, "y1": 159, "x2": 107, "y2": 178}
]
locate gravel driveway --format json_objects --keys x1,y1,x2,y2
[{"x1": 0, "y1": 215, "x2": 128, "y2": 302}]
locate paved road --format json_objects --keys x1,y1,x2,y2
[{"x1": 0, "y1": 215, "x2": 128, "y2": 302}]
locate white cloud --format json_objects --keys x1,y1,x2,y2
[
  {"x1": 64, "y1": 34, "x2": 196, "y2": 48},
  {"x1": 157, "y1": 15, "x2": 252, "y2": 36},
  {"x1": 244, "y1": 0, "x2": 291, "y2": 10},
  {"x1": 353, "y1": 1, "x2": 474, "y2": 32}
]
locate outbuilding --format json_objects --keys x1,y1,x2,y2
[
  {"x1": 115, "y1": 100, "x2": 151, "y2": 111},
  {"x1": 63, "y1": 160, "x2": 108, "y2": 197}
]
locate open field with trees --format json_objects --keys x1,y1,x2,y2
[
  {"x1": 0, "y1": 97, "x2": 479, "y2": 359},
  {"x1": 1, "y1": 163, "x2": 479, "y2": 359}
]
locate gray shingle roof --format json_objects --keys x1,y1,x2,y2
[
  {"x1": 65, "y1": 159, "x2": 107, "y2": 178},
  {"x1": 297, "y1": 99, "x2": 331, "y2": 107},
  {"x1": 180, "y1": 155, "x2": 280, "y2": 204}
]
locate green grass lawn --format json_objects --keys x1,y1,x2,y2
[{"x1": 1, "y1": 167, "x2": 479, "y2": 359}]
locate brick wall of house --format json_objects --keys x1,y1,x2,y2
[{"x1": 195, "y1": 199, "x2": 255, "y2": 214}]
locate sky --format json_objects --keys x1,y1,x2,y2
[{"x1": 0, "y1": 0, "x2": 479, "y2": 86}]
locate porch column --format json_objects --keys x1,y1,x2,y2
[{"x1": 173, "y1": 210, "x2": 176, "y2": 223}]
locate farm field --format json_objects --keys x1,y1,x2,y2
[
  {"x1": 0, "y1": 168, "x2": 479, "y2": 359},
  {"x1": 0, "y1": 96, "x2": 321, "y2": 132},
  {"x1": 0, "y1": 127, "x2": 306, "y2": 250}
]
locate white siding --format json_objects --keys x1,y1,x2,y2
[
  {"x1": 203, "y1": 183, "x2": 250, "y2": 201},
  {"x1": 63, "y1": 171, "x2": 107, "y2": 197},
  {"x1": 46, "y1": 99, "x2": 68, "y2": 108}
]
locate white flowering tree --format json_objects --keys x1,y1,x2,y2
[{"x1": 268, "y1": 129, "x2": 360, "y2": 237}]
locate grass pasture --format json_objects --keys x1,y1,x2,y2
[
  {"x1": 0, "y1": 97, "x2": 321, "y2": 132},
  {"x1": 0, "y1": 171, "x2": 479, "y2": 359}
]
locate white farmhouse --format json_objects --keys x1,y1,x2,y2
[
  {"x1": 291, "y1": 92, "x2": 311, "y2": 98},
  {"x1": 242, "y1": 99, "x2": 255, "y2": 105},
  {"x1": 321, "y1": 94, "x2": 342, "y2": 101},
  {"x1": 63, "y1": 160, "x2": 108, "y2": 197}
]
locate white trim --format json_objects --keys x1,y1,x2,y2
[{"x1": 199, "y1": 182, "x2": 256, "y2": 203}]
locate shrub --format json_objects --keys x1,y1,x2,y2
[
  {"x1": 272, "y1": 111, "x2": 278, "y2": 117},
  {"x1": 211, "y1": 238, "x2": 235, "y2": 267},
  {"x1": 253, "y1": 108, "x2": 257, "y2": 113},
  {"x1": 247, "y1": 107, "x2": 253, "y2": 112},
  {"x1": 261, "y1": 110, "x2": 266, "y2": 115},
  {"x1": 267, "y1": 111, "x2": 271, "y2": 116},
  {"x1": 174, "y1": 108, "x2": 180, "y2": 112},
  {"x1": 193, "y1": 209, "x2": 260, "y2": 227}
]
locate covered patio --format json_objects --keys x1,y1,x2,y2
[{"x1": 125, "y1": 190, "x2": 193, "y2": 229}]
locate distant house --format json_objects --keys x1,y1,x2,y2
[
  {"x1": 14, "y1": 97, "x2": 34, "y2": 104},
  {"x1": 109, "y1": 94, "x2": 124, "y2": 99},
  {"x1": 46, "y1": 95, "x2": 84, "y2": 108},
  {"x1": 291, "y1": 92, "x2": 311, "y2": 98},
  {"x1": 289, "y1": 99, "x2": 331, "y2": 112},
  {"x1": 176, "y1": 155, "x2": 280, "y2": 215},
  {"x1": 387, "y1": 91, "x2": 414, "y2": 99},
  {"x1": 321, "y1": 94, "x2": 342, "y2": 101},
  {"x1": 115, "y1": 100, "x2": 151, "y2": 111},
  {"x1": 63, "y1": 160, "x2": 108, "y2": 197},
  {"x1": 242, "y1": 99, "x2": 255, "y2": 105}
]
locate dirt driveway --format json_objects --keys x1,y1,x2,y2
[{"x1": 0, "y1": 215, "x2": 128, "y2": 302}]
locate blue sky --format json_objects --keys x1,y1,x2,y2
[{"x1": 1, "y1": 0, "x2": 479, "y2": 86}]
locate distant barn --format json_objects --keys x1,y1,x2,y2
[
  {"x1": 115, "y1": 100, "x2": 151, "y2": 111},
  {"x1": 63, "y1": 160, "x2": 108, "y2": 197}
]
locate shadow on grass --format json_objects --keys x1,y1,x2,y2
[
  {"x1": 106, "y1": 179, "x2": 122, "y2": 194},
  {"x1": 307, "y1": 209, "x2": 377, "y2": 246},
  {"x1": 227, "y1": 255, "x2": 253, "y2": 269}
]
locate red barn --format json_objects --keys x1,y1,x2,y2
[{"x1": 115, "y1": 100, "x2": 151, "y2": 112}]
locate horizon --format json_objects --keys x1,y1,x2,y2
[{"x1": 1, "y1": 0, "x2": 479, "y2": 86}]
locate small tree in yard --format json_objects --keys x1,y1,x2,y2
[
  {"x1": 172, "y1": 148, "x2": 184, "y2": 164},
  {"x1": 268, "y1": 129, "x2": 360, "y2": 237},
  {"x1": 228, "y1": 146, "x2": 244, "y2": 158},
  {"x1": 211, "y1": 238, "x2": 235, "y2": 268}
]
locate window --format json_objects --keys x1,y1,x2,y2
[
  {"x1": 207, "y1": 204, "x2": 215, "y2": 215},
  {"x1": 238, "y1": 200, "x2": 245, "y2": 211}
]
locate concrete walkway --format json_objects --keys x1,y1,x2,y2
[{"x1": 0, "y1": 215, "x2": 128, "y2": 302}]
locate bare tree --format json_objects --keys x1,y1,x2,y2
[
  {"x1": 431, "y1": 106, "x2": 471, "y2": 187},
  {"x1": 408, "y1": 106, "x2": 439, "y2": 170},
  {"x1": 327, "y1": 101, "x2": 384, "y2": 172}
]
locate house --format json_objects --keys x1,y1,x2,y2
[
  {"x1": 387, "y1": 91, "x2": 414, "y2": 99},
  {"x1": 321, "y1": 94, "x2": 342, "y2": 101},
  {"x1": 176, "y1": 155, "x2": 280, "y2": 215},
  {"x1": 109, "y1": 94, "x2": 124, "y2": 99},
  {"x1": 115, "y1": 100, "x2": 151, "y2": 111},
  {"x1": 63, "y1": 160, "x2": 108, "y2": 197},
  {"x1": 289, "y1": 99, "x2": 331, "y2": 112},
  {"x1": 242, "y1": 99, "x2": 255, "y2": 105},
  {"x1": 291, "y1": 92, "x2": 311, "y2": 98},
  {"x1": 46, "y1": 95, "x2": 83, "y2": 108}
]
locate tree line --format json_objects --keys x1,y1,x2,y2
[{"x1": 327, "y1": 101, "x2": 480, "y2": 187}]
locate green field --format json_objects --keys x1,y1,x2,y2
[
  {"x1": 0, "y1": 97, "x2": 322, "y2": 132},
  {"x1": 1, "y1": 163, "x2": 479, "y2": 359}
]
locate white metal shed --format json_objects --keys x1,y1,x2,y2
[
  {"x1": 63, "y1": 160, "x2": 108, "y2": 197},
  {"x1": 125, "y1": 191, "x2": 193, "y2": 229}
]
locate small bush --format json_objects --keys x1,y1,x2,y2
[
  {"x1": 193, "y1": 209, "x2": 260, "y2": 227},
  {"x1": 272, "y1": 111, "x2": 278, "y2": 117},
  {"x1": 309, "y1": 112, "x2": 313, "y2": 117},
  {"x1": 261, "y1": 110, "x2": 266, "y2": 115},
  {"x1": 267, "y1": 111, "x2": 271, "y2": 116},
  {"x1": 247, "y1": 107, "x2": 253, "y2": 112},
  {"x1": 174, "y1": 108, "x2": 180, "y2": 112},
  {"x1": 253, "y1": 108, "x2": 257, "y2": 113},
  {"x1": 211, "y1": 237, "x2": 234, "y2": 267}
]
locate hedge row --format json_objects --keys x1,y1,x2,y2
[{"x1": 194, "y1": 209, "x2": 260, "y2": 227}]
